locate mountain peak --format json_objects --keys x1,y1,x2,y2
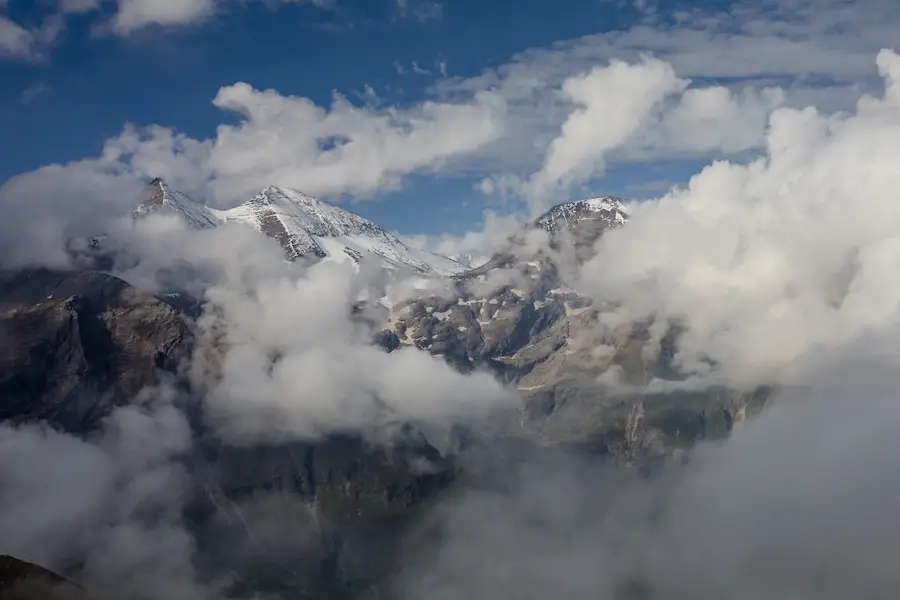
[
  {"x1": 137, "y1": 177, "x2": 168, "y2": 208},
  {"x1": 206, "y1": 184, "x2": 466, "y2": 274},
  {"x1": 535, "y1": 195, "x2": 629, "y2": 236},
  {"x1": 133, "y1": 178, "x2": 219, "y2": 230}
]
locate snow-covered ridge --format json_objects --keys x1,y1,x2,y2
[
  {"x1": 134, "y1": 178, "x2": 220, "y2": 230},
  {"x1": 133, "y1": 180, "x2": 467, "y2": 276},
  {"x1": 535, "y1": 196, "x2": 629, "y2": 233}
]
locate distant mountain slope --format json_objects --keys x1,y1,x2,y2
[{"x1": 133, "y1": 180, "x2": 467, "y2": 276}]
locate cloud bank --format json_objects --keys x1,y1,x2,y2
[
  {"x1": 393, "y1": 340, "x2": 900, "y2": 600},
  {"x1": 578, "y1": 49, "x2": 900, "y2": 389}
]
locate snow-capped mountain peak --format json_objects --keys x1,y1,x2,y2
[
  {"x1": 133, "y1": 178, "x2": 219, "y2": 230},
  {"x1": 535, "y1": 196, "x2": 629, "y2": 234},
  {"x1": 132, "y1": 180, "x2": 466, "y2": 276},
  {"x1": 213, "y1": 185, "x2": 467, "y2": 275}
]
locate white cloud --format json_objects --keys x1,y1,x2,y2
[
  {"x1": 192, "y1": 261, "x2": 514, "y2": 444},
  {"x1": 0, "y1": 146, "x2": 144, "y2": 268},
  {"x1": 525, "y1": 57, "x2": 685, "y2": 207},
  {"x1": 203, "y1": 82, "x2": 506, "y2": 203},
  {"x1": 0, "y1": 395, "x2": 214, "y2": 599},
  {"x1": 577, "y1": 49, "x2": 900, "y2": 389},
  {"x1": 626, "y1": 85, "x2": 786, "y2": 158},
  {"x1": 405, "y1": 210, "x2": 525, "y2": 268},
  {"x1": 0, "y1": 81, "x2": 507, "y2": 264},
  {"x1": 94, "y1": 214, "x2": 516, "y2": 445},
  {"x1": 0, "y1": 15, "x2": 34, "y2": 58},
  {"x1": 111, "y1": 0, "x2": 215, "y2": 34},
  {"x1": 426, "y1": 0, "x2": 900, "y2": 188},
  {"x1": 0, "y1": 13, "x2": 63, "y2": 61}
]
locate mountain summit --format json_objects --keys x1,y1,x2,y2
[
  {"x1": 535, "y1": 196, "x2": 629, "y2": 237},
  {"x1": 134, "y1": 178, "x2": 220, "y2": 229},
  {"x1": 463, "y1": 196, "x2": 630, "y2": 279},
  {"x1": 132, "y1": 180, "x2": 466, "y2": 275}
]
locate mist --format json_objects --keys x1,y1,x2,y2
[{"x1": 391, "y1": 334, "x2": 900, "y2": 600}]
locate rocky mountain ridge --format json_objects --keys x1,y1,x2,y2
[{"x1": 134, "y1": 179, "x2": 467, "y2": 276}]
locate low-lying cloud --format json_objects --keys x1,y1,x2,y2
[{"x1": 393, "y1": 338, "x2": 900, "y2": 600}]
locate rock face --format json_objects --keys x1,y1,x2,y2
[
  {"x1": 0, "y1": 269, "x2": 189, "y2": 433},
  {"x1": 188, "y1": 432, "x2": 456, "y2": 598},
  {"x1": 133, "y1": 177, "x2": 220, "y2": 229},
  {"x1": 0, "y1": 555, "x2": 92, "y2": 600},
  {"x1": 387, "y1": 197, "x2": 769, "y2": 456}
]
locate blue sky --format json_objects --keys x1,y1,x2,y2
[{"x1": 1, "y1": 0, "x2": 896, "y2": 247}]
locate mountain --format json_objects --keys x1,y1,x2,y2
[
  {"x1": 0, "y1": 269, "x2": 188, "y2": 432},
  {"x1": 0, "y1": 555, "x2": 93, "y2": 599},
  {"x1": 134, "y1": 180, "x2": 467, "y2": 276},
  {"x1": 535, "y1": 196, "x2": 629, "y2": 236},
  {"x1": 0, "y1": 268, "x2": 455, "y2": 599},
  {"x1": 463, "y1": 196, "x2": 629, "y2": 279},
  {"x1": 0, "y1": 191, "x2": 776, "y2": 599},
  {"x1": 385, "y1": 196, "x2": 768, "y2": 455},
  {"x1": 134, "y1": 177, "x2": 220, "y2": 230}
]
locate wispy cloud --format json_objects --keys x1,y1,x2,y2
[
  {"x1": 0, "y1": 13, "x2": 64, "y2": 62},
  {"x1": 395, "y1": 0, "x2": 443, "y2": 22},
  {"x1": 18, "y1": 82, "x2": 52, "y2": 105}
]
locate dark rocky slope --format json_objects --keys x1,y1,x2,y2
[
  {"x1": 0, "y1": 269, "x2": 189, "y2": 433},
  {"x1": 0, "y1": 555, "x2": 93, "y2": 600}
]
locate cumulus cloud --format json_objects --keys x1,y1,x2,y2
[
  {"x1": 111, "y1": 0, "x2": 216, "y2": 34},
  {"x1": 188, "y1": 249, "x2": 514, "y2": 444},
  {"x1": 97, "y1": 212, "x2": 515, "y2": 445},
  {"x1": 0, "y1": 151, "x2": 144, "y2": 269},
  {"x1": 525, "y1": 57, "x2": 685, "y2": 207},
  {"x1": 521, "y1": 59, "x2": 787, "y2": 211},
  {"x1": 205, "y1": 83, "x2": 506, "y2": 203},
  {"x1": 578, "y1": 49, "x2": 900, "y2": 389},
  {"x1": 426, "y1": 0, "x2": 898, "y2": 187},
  {"x1": 624, "y1": 85, "x2": 786, "y2": 159}
]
